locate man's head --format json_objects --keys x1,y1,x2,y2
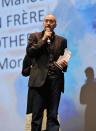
[
  {"x1": 85, "y1": 67, "x2": 94, "y2": 79},
  {"x1": 43, "y1": 14, "x2": 57, "y2": 31}
]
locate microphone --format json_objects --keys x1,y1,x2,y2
[
  {"x1": 45, "y1": 28, "x2": 52, "y2": 44},
  {"x1": 47, "y1": 37, "x2": 51, "y2": 45}
]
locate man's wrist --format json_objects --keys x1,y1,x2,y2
[{"x1": 42, "y1": 36, "x2": 47, "y2": 41}]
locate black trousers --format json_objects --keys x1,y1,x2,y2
[{"x1": 27, "y1": 76, "x2": 62, "y2": 131}]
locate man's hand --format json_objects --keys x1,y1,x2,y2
[
  {"x1": 42, "y1": 28, "x2": 52, "y2": 41},
  {"x1": 56, "y1": 55, "x2": 67, "y2": 68},
  {"x1": 57, "y1": 60, "x2": 67, "y2": 68}
]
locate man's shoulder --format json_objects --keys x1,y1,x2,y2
[
  {"x1": 28, "y1": 32, "x2": 42, "y2": 40},
  {"x1": 55, "y1": 34, "x2": 67, "y2": 41},
  {"x1": 29, "y1": 32, "x2": 42, "y2": 37}
]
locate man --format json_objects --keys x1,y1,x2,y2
[{"x1": 22, "y1": 14, "x2": 67, "y2": 131}]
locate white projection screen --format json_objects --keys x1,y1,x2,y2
[{"x1": 0, "y1": 0, "x2": 96, "y2": 131}]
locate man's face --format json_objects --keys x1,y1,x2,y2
[{"x1": 43, "y1": 14, "x2": 56, "y2": 31}]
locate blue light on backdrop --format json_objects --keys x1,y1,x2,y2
[{"x1": 0, "y1": 0, "x2": 96, "y2": 131}]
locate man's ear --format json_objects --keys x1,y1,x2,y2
[{"x1": 54, "y1": 23, "x2": 57, "y2": 28}]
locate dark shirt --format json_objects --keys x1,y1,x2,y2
[{"x1": 47, "y1": 41, "x2": 63, "y2": 79}]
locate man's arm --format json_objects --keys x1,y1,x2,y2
[
  {"x1": 60, "y1": 38, "x2": 68, "y2": 72},
  {"x1": 21, "y1": 54, "x2": 32, "y2": 76},
  {"x1": 26, "y1": 33, "x2": 46, "y2": 58}
]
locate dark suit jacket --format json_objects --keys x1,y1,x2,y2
[{"x1": 24, "y1": 31, "x2": 67, "y2": 91}]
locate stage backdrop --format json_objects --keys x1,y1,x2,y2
[{"x1": 0, "y1": 0, "x2": 96, "y2": 131}]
